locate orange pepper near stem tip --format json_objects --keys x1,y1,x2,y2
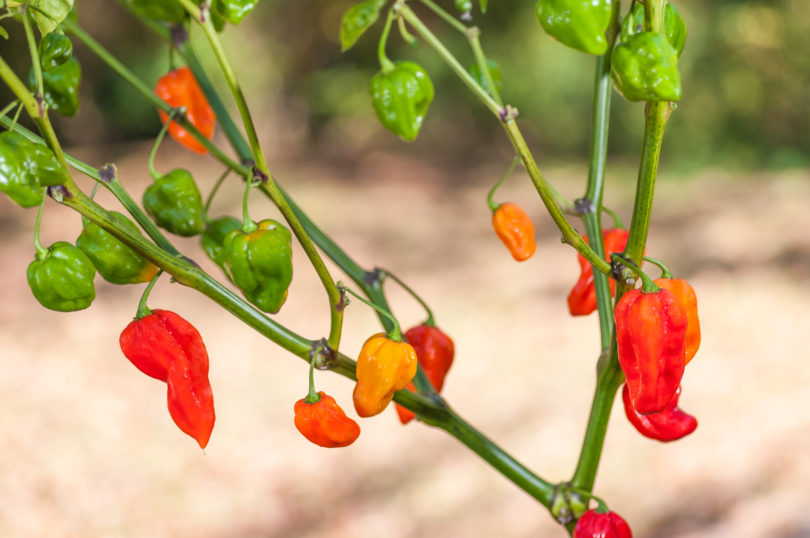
[
  {"x1": 154, "y1": 67, "x2": 215, "y2": 155},
  {"x1": 353, "y1": 333, "x2": 418, "y2": 418},
  {"x1": 491, "y1": 202, "x2": 537, "y2": 261}
]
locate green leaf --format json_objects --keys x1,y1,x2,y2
[
  {"x1": 30, "y1": 0, "x2": 74, "y2": 36},
  {"x1": 0, "y1": 26, "x2": 8, "y2": 40},
  {"x1": 480, "y1": 0, "x2": 488, "y2": 13},
  {"x1": 340, "y1": 0, "x2": 384, "y2": 52}
]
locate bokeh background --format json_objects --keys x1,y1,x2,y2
[{"x1": 1, "y1": 0, "x2": 810, "y2": 536}]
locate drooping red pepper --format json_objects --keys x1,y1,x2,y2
[
  {"x1": 395, "y1": 325, "x2": 455, "y2": 425},
  {"x1": 568, "y1": 228, "x2": 628, "y2": 316},
  {"x1": 154, "y1": 67, "x2": 215, "y2": 155},
  {"x1": 491, "y1": 202, "x2": 537, "y2": 261},
  {"x1": 653, "y1": 278, "x2": 701, "y2": 365},
  {"x1": 622, "y1": 383, "x2": 697, "y2": 442},
  {"x1": 614, "y1": 286, "x2": 687, "y2": 414},
  {"x1": 573, "y1": 509, "x2": 633, "y2": 538},
  {"x1": 294, "y1": 391, "x2": 361, "y2": 448}
]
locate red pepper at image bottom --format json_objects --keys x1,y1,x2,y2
[
  {"x1": 622, "y1": 384, "x2": 697, "y2": 442},
  {"x1": 573, "y1": 509, "x2": 633, "y2": 538}
]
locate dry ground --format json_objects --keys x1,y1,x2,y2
[{"x1": 1, "y1": 145, "x2": 809, "y2": 537}]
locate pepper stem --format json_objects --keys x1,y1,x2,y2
[
  {"x1": 304, "y1": 350, "x2": 321, "y2": 404},
  {"x1": 642, "y1": 256, "x2": 673, "y2": 279},
  {"x1": 32, "y1": 191, "x2": 48, "y2": 259},
  {"x1": 10, "y1": 102, "x2": 24, "y2": 131},
  {"x1": 0, "y1": 99, "x2": 20, "y2": 122},
  {"x1": 377, "y1": 9, "x2": 397, "y2": 73},
  {"x1": 379, "y1": 268, "x2": 436, "y2": 327},
  {"x1": 338, "y1": 283, "x2": 403, "y2": 341},
  {"x1": 240, "y1": 175, "x2": 258, "y2": 234},
  {"x1": 601, "y1": 205, "x2": 624, "y2": 229},
  {"x1": 135, "y1": 269, "x2": 163, "y2": 319},
  {"x1": 204, "y1": 168, "x2": 231, "y2": 222},
  {"x1": 611, "y1": 254, "x2": 658, "y2": 292},
  {"x1": 147, "y1": 109, "x2": 177, "y2": 181},
  {"x1": 486, "y1": 156, "x2": 520, "y2": 212}
]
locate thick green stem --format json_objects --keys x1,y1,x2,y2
[{"x1": 22, "y1": 6, "x2": 43, "y2": 98}]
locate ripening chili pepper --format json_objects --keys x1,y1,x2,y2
[
  {"x1": 491, "y1": 202, "x2": 537, "y2": 261},
  {"x1": 573, "y1": 509, "x2": 633, "y2": 538},
  {"x1": 568, "y1": 228, "x2": 629, "y2": 316},
  {"x1": 620, "y1": 2, "x2": 687, "y2": 58},
  {"x1": 154, "y1": 67, "x2": 216, "y2": 155},
  {"x1": 395, "y1": 325, "x2": 455, "y2": 425},
  {"x1": 654, "y1": 278, "x2": 701, "y2": 365},
  {"x1": 143, "y1": 168, "x2": 206, "y2": 237},
  {"x1": 27, "y1": 241, "x2": 96, "y2": 312},
  {"x1": 615, "y1": 286, "x2": 687, "y2": 414},
  {"x1": 353, "y1": 332, "x2": 418, "y2": 418},
  {"x1": 294, "y1": 391, "x2": 361, "y2": 448},
  {"x1": 622, "y1": 384, "x2": 697, "y2": 442}
]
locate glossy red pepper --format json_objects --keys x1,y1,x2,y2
[
  {"x1": 568, "y1": 228, "x2": 628, "y2": 316},
  {"x1": 395, "y1": 325, "x2": 455, "y2": 425},
  {"x1": 154, "y1": 67, "x2": 215, "y2": 155},
  {"x1": 574, "y1": 509, "x2": 633, "y2": 538},
  {"x1": 491, "y1": 202, "x2": 537, "y2": 261},
  {"x1": 622, "y1": 384, "x2": 697, "y2": 442},
  {"x1": 654, "y1": 278, "x2": 701, "y2": 365},
  {"x1": 615, "y1": 287, "x2": 687, "y2": 414},
  {"x1": 294, "y1": 391, "x2": 361, "y2": 448}
]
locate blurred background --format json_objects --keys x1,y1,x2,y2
[{"x1": 1, "y1": 0, "x2": 809, "y2": 536}]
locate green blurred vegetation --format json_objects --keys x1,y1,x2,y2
[{"x1": 1, "y1": 0, "x2": 808, "y2": 171}]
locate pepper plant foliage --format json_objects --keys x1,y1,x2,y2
[{"x1": 0, "y1": 0, "x2": 702, "y2": 534}]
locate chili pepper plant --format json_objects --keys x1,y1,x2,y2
[{"x1": 0, "y1": 0, "x2": 702, "y2": 534}]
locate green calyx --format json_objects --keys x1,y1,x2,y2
[
  {"x1": 620, "y1": 2, "x2": 687, "y2": 57},
  {"x1": 29, "y1": 56, "x2": 81, "y2": 117},
  {"x1": 143, "y1": 168, "x2": 205, "y2": 237},
  {"x1": 27, "y1": 241, "x2": 96, "y2": 312},
  {"x1": 201, "y1": 215, "x2": 242, "y2": 268},
  {"x1": 39, "y1": 33, "x2": 73, "y2": 71},
  {"x1": 535, "y1": 0, "x2": 613, "y2": 56},
  {"x1": 76, "y1": 211, "x2": 159, "y2": 285},
  {"x1": 611, "y1": 32, "x2": 681, "y2": 102},
  {"x1": 0, "y1": 131, "x2": 70, "y2": 208},
  {"x1": 370, "y1": 61, "x2": 435, "y2": 141},
  {"x1": 221, "y1": 219, "x2": 293, "y2": 314}
]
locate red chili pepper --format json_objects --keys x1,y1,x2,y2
[
  {"x1": 294, "y1": 391, "x2": 361, "y2": 448},
  {"x1": 615, "y1": 287, "x2": 687, "y2": 414},
  {"x1": 573, "y1": 509, "x2": 633, "y2": 538},
  {"x1": 154, "y1": 67, "x2": 215, "y2": 155},
  {"x1": 491, "y1": 202, "x2": 537, "y2": 261},
  {"x1": 622, "y1": 384, "x2": 697, "y2": 442},
  {"x1": 395, "y1": 325, "x2": 455, "y2": 425},
  {"x1": 568, "y1": 228, "x2": 629, "y2": 316},
  {"x1": 653, "y1": 278, "x2": 701, "y2": 365},
  {"x1": 119, "y1": 309, "x2": 215, "y2": 449}
]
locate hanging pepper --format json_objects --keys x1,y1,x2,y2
[
  {"x1": 143, "y1": 169, "x2": 206, "y2": 237},
  {"x1": 0, "y1": 131, "x2": 71, "y2": 208},
  {"x1": 77, "y1": 211, "x2": 159, "y2": 285},
  {"x1": 294, "y1": 392, "x2": 361, "y2": 448},
  {"x1": 491, "y1": 202, "x2": 536, "y2": 261},
  {"x1": 38, "y1": 33, "x2": 73, "y2": 71},
  {"x1": 370, "y1": 61, "x2": 434, "y2": 141},
  {"x1": 154, "y1": 67, "x2": 216, "y2": 155},
  {"x1": 395, "y1": 324, "x2": 455, "y2": 425},
  {"x1": 574, "y1": 509, "x2": 633, "y2": 538},
  {"x1": 654, "y1": 278, "x2": 700, "y2": 365},
  {"x1": 620, "y1": 3, "x2": 687, "y2": 57},
  {"x1": 31, "y1": 56, "x2": 81, "y2": 117},
  {"x1": 201, "y1": 215, "x2": 243, "y2": 268},
  {"x1": 611, "y1": 32, "x2": 681, "y2": 102},
  {"x1": 622, "y1": 384, "x2": 697, "y2": 442},
  {"x1": 535, "y1": 0, "x2": 613, "y2": 55},
  {"x1": 568, "y1": 228, "x2": 629, "y2": 316},
  {"x1": 353, "y1": 332, "x2": 418, "y2": 417},
  {"x1": 27, "y1": 241, "x2": 96, "y2": 312}
]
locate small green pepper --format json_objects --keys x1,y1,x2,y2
[
  {"x1": 39, "y1": 33, "x2": 73, "y2": 71},
  {"x1": 620, "y1": 2, "x2": 687, "y2": 57},
  {"x1": 213, "y1": 0, "x2": 257, "y2": 25},
  {"x1": 76, "y1": 212, "x2": 159, "y2": 285},
  {"x1": 32, "y1": 56, "x2": 81, "y2": 117},
  {"x1": 469, "y1": 59, "x2": 503, "y2": 95},
  {"x1": 143, "y1": 168, "x2": 205, "y2": 237},
  {"x1": 535, "y1": 0, "x2": 612, "y2": 55},
  {"x1": 221, "y1": 219, "x2": 293, "y2": 314},
  {"x1": 370, "y1": 61, "x2": 434, "y2": 142},
  {"x1": 27, "y1": 241, "x2": 96, "y2": 312},
  {"x1": 611, "y1": 32, "x2": 681, "y2": 102},
  {"x1": 201, "y1": 215, "x2": 242, "y2": 268},
  {"x1": 0, "y1": 131, "x2": 71, "y2": 208}
]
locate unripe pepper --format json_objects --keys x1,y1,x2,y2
[
  {"x1": 370, "y1": 61, "x2": 434, "y2": 141},
  {"x1": 654, "y1": 278, "x2": 700, "y2": 365},
  {"x1": 611, "y1": 32, "x2": 681, "y2": 102},
  {"x1": 491, "y1": 202, "x2": 536, "y2": 261},
  {"x1": 294, "y1": 391, "x2": 361, "y2": 448},
  {"x1": 143, "y1": 169, "x2": 206, "y2": 237},
  {"x1": 353, "y1": 332, "x2": 418, "y2": 417},
  {"x1": 0, "y1": 131, "x2": 70, "y2": 208},
  {"x1": 201, "y1": 215, "x2": 242, "y2": 268},
  {"x1": 535, "y1": 0, "x2": 613, "y2": 55},
  {"x1": 27, "y1": 241, "x2": 96, "y2": 312},
  {"x1": 615, "y1": 286, "x2": 687, "y2": 414},
  {"x1": 32, "y1": 56, "x2": 81, "y2": 116},
  {"x1": 574, "y1": 509, "x2": 633, "y2": 538},
  {"x1": 622, "y1": 384, "x2": 697, "y2": 442},
  {"x1": 568, "y1": 228, "x2": 629, "y2": 316},
  {"x1": 38, "y1": 33, "x2": 73, "y2": 71},
  {"x1": 620, "y1": 2, "x2": 687, "y2": 57},
  {"x1": 154, "y1": 67, "x2": 216, "y2": 155},
  {"x1": 395, "y1": 325, "x2": 455, "y2": 425}
]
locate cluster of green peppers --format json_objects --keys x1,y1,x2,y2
[{"x1": 30, "y1": 32, "x2": 81, "y2": 116}]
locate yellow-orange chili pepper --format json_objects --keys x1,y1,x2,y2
[
  {"x1": 654, "y1": 278, "x2": 701, "y2": 365},
  {"x1": 353, "y1": 332, "x2": 418, "y2": 417},
  {"x1": 491, "y1": 202, "x2": 537, "y2": 261}
]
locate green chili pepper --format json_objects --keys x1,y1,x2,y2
[
  {"x1": 143, "y1": 168, "x2": 205, "y2": 237},
  {"x1": 130, "y1": 0, "x2": 186, "y2": 23},
  {"x1": 611, "y1": 32, "x2": 681, "y2": 102},
  {"x1": 27, "y1": 241, "x2": 96, "y2": 312},
  {"x1": 370, "y1": 61, "x2": 434, "y2": 141},
  {"x1": 469, "y1": 59, "x2": 503, "y2": 95},
  {"x1": 76, "y1": 211, "x2": 159, "y2": 285},
  {"x1": 0, "y1": 131, "x2": 70, "y2": 208},
  {"x1": 221, "y1": 219, "x2": 293, "y2": 314},
  {"x1": 620, "y1": 2, "x2": 687, "y2": 57},
  {"x1": 213, "y1": 0, "x2": 256, "y2": 25},
  {"x1": 201, "y1": 215, "x2": 242, "y2": 268},
  {"x1": 535, "y1": 0, "x2": 612, "y2": 55},
  {"x1": 32, "y1": 57, "x2": 81, "y2": 117},
  {"x1": 38, "y1": 33, "x2": 73, "y2": 71}
]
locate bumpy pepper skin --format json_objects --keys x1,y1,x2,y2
[
  {"x1": 568, "y1": 228, "x2": 629, "y2": 316},
  {"x1": 573, "y1": 509, "x2": 633, "y2": 538},
  {"x1": 201, "y1": 216, "x2": 242, "y2": 268},
  {"x1": 654, "y1": 278, "x2": 700, "y2": 365},
  {"x1": 396, "y1": 325, "x2": 455, "y2": 425},
  {"x1": 27, "y1": 241, "x2": 96, "y2": 312},
  {"x1": 0, "y1": 131, "x2": 70, "y2": 208},
  {"x1": 77, "y1": 211, "x2": 159, "y2": 285},
  {"x1": 294, "y1": 392, "x2": 361, "y2": 448},
  {"x1": 492, "y1": 202, "x2": 537, "y2": 261},
  {"x1": 143, "y1": 169, "x2": 205, "y2": 237},
  {"x1": 154, "y1": 67, "x2": 216, "y2": 155},
  {"x1": 622, "y1": 384, "x2": 697, "y2": 442},
  {"x1": 620, "y1": 3, "x2": 687, "y2": 57},
  {"x1": 615, "y1": 288, "x2": 687, "y2": 414},
  {"x1": 611, "y1": 32, "x2": 681, "y2": 102},
  {"x1": 221, "y1": 220, "x2": 293, "y2": 314},
  {"x1": 353, "y1": 333, "x2": 418, "y2": 418},
  {"x1": 39, "y1": 33, "x2": 73, "y2": 71},
  {"x1": 370, "y1": 61, "x2": 434, "y2": 141},
  {"x1": 535, "y1": 0, "x2": 613, "y2": 55},
  {"x1": 214, "y1": 0, "x2": 257, "y2": 24},
  {"x1": 36, "y1": 57, "x2": 81, "y2": 117}
]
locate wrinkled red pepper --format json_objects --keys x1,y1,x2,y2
[
  {"x1": 574, "y1": 509, "x2": 633, "y2": 538},
  {"x1": 154, "y1": 67, "x2": 215, "y2": 155},
  {"x1": 654, "y1": 278, "x2": 701, "y2": 365},
  {"x1": 568, "y1": 228, "x2": 628, "y2": 316},
  {"x1": 294, "y1": 391, "x2": 361, "y2": 448},
  {"x1": 395, "y1": 325, "x2": 455, "y2": 425},
  {"x1": 622, "y1": 384, "x2": 697, "y2": 442}
]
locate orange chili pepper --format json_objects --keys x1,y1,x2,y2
[
  {"x1": 491, "y1": 202, "x2": 537, "y2": 261},
  {"x1": 294, "y1": 392, "x2": 361, "y2": 448},
  {"x1": 353, "y1": 333, "x2": 418, "y2": 417},
  {"x1": 154, "y1": 67, "x2": 215, "y2": 155},
  {"x1": 654, "y1": 278, "x2": 700, "y2": 365}
]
